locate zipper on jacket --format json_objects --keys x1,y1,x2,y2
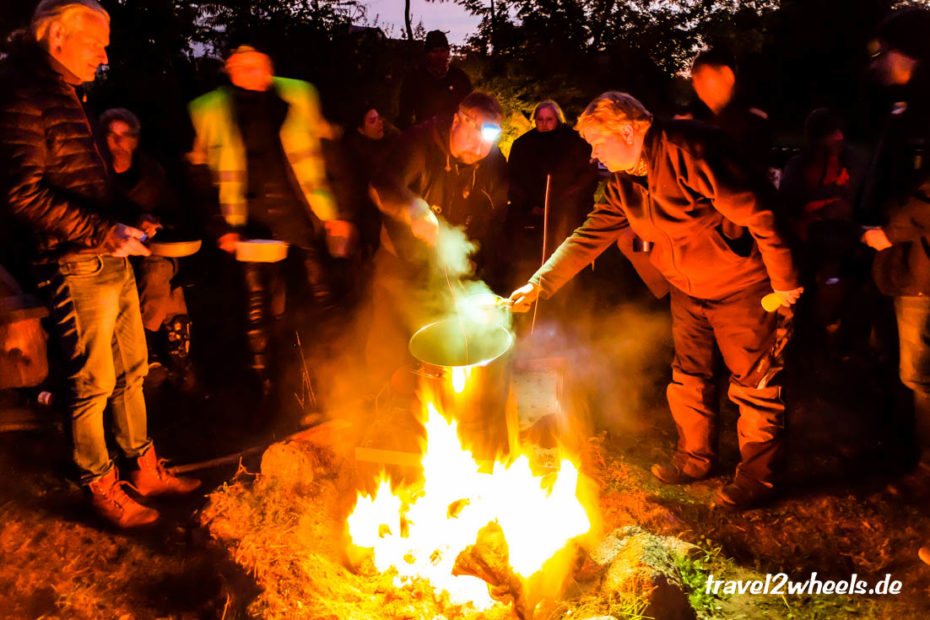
[
  {"x1": 65, "y1": 84, "x2": 108, "y2": 174},
  {"x1": 644, "y1": 147, "x2": 691, "y2": 294}
]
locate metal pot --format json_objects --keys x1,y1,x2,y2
[{"x1": 409, "y1": 317, "x2": 517, "y2": 463}]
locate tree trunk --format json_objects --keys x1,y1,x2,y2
[
  {"x1": 489, "y1": 0, "x2": 495, "y2": 55},
  {"x1": 405, "y1": 0, "x2": 413, "y2": 40}
]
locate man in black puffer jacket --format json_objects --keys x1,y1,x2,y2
[{"x1": 0, "y1": 0, "x2": 198, "y2": 529}]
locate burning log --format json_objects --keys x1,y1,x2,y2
[
  {"x1": 344, "y1": 318, "x2": 593, "y2": 616},
  {"x1": 452, "y1": 522, "x2": 527, "y2": 618}
]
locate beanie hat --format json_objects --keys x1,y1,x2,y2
[{"x1": 424, "y1": 30, "x2": 449, "y2": 51}]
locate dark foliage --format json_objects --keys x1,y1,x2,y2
[{"x1": 0, "y1": 0, "x2": 922, "y2": 159}]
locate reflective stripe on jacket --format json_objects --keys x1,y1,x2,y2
[{"x1": 187, "y1": 77, "x2": 336, "y2": 227}]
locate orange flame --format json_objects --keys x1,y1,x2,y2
[
  {"x1": 451, "y1": 366, "x2": 469, "y2": 393},
  {"x1": 348, "y1": 373, "x2": 591, "y2": 610}
]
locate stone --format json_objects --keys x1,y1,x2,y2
[
  {"x1": 260, "y1": 441, "x2": 316, "y2": 490},
  {"x1": 594, "y1": 526, "x2": 698, "y2": 620}
]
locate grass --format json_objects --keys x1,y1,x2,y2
[{"x1": 674, "y1": 538, "x2": 724, "y2": 618}]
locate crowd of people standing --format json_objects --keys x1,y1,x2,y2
[{"x1": 1, "y1": 0, "x2": 929, "y2": 563}]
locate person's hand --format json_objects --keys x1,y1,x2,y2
[
  {"x1": 861, "y1": 227, "x2": 893, "y2": 251},
  {"x1": 217, "y1": 232, "x2": 241, "y2": 254},
  {"x1": 508, "y1": 282, "x2": 539, "y2": 313},
  {"x1": 774, "y1": 287, "x2": 804, "y2": 307},
  {"x1": 137, "y1": 214, "x2": 162, "y2": 239},
  {"x1": 102, "y1": 223, "x2": 151, "y2": 257},
  {"x1": 410, "y1": 210, "x2": 440, "y2": 247},
  {"x1": 324, "y1": 219, "x2": 357, "y2": 258}
]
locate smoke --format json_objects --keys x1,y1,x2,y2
[
  {"x1": 433, "y1": 221, "x2": 476, "y2": 283},
  {"x1": 426, "y1": 221, "x2": 513, "y2": 333},
  {"x1": 283, "y1": 216, "x2": 676, "y2": 609},
  {"x1": 285, "y1": 217, "x2": 518, "y2": 444},
  {"x1": 510, "y1": 267, "x2": 673, "y2": 455}
]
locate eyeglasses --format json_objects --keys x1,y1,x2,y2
[{"x1": 459, "y1": 111, "x2": 501, "y2": 144}]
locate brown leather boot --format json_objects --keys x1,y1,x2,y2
[
  {"x1": 129, "y1": 446, "x2": 201, "y2": 497},
  {"x1": 87, "y1": 467, "x2": 159, "y2": 528}
]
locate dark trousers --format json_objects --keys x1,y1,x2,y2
[
  {"x1": 241, "y1": 245, "x2": 333, "y2": 380},
  {"x1": 667, "y1": 280, "x2": 785, "y2": 487},
  {"x1": 894, "y1": 295, "x2": 930, "y2": 458}
]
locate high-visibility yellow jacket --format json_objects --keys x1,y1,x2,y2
[{"x1": 187, "y1": 78, "x2": 337, "y2": 228}]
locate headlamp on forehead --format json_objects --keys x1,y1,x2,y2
[{"x1": 480, "y1": 123, "x2": 502, "y2": 143}]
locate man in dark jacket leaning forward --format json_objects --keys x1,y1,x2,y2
[
  {"x1": 0, "y1": 0, "x2": 198, "y2": 529},
  {"x1": 367, "y1": 91, "x2": 508, "y2": 385},
  {"x1": 509, "y1": 92, "x2": 802, "y2": 509}
]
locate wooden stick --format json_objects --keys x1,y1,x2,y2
[
  {"x1": 167, "y1": 444, "x2": 269, "y2": 475},
  {"x1": 164, "y1": 421, "x2": 343, "y2": 475},
  {"x1": 531, "y1": 174, "x2": 552, "y2": 335}
]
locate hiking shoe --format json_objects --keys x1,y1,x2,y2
[
  {"x1": 650, "y1": 460, "x2": 710, "y2": 485},
  {"x1": 144, "y1": 361, "x2": 169, "y2": 390},
  {"x1": 87, "y1": 467, "x2": 159, "y2": 528},
  {"x1": 713, "y1": 479, "x2": 776, "y2": 511},
  {"x1": 919, "y1": 546, "x2": 930, "y2": 565},
  {"x1": 129, "y1": 446, "x2": 201, "y2": 497},
  {"x1": 886, "y1": 462, "x2": 930, "y2": 502}
]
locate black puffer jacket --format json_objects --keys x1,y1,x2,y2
[{"x1": 0, "y1": 41, "x2": 113, "y2": 262}]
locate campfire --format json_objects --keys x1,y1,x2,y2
[{"x1": 346, "y1": 366, "x2": 593, "y2": 615}]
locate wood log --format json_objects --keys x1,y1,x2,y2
[{"x1": 0, "y1": 266, "x2": 49, "y2": 389}]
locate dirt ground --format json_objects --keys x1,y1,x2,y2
[{"x1": 2, "y1": 253, "x2": 930, "y2": 619}]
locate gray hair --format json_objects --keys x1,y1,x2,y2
[
  {"x1": 32, "y1": 0, "x2": 109, "y2": 43},
  {"x1": 99, "y1": 108, "x2": 141, "y2": 136},
  {"x1": 533, "y1": 100, "x2": 566, "y2": 124}
]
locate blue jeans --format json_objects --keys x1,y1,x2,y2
[
  {"x1": 39, "y1": 256, "x2": 152, "y2": 482},
  {"x1": 894, "y1": 295, "x2": 930, "y2": 454}
]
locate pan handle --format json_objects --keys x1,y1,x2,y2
[{"x1": 410, "y1": 363, "x2": 444, "y2": 380}]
